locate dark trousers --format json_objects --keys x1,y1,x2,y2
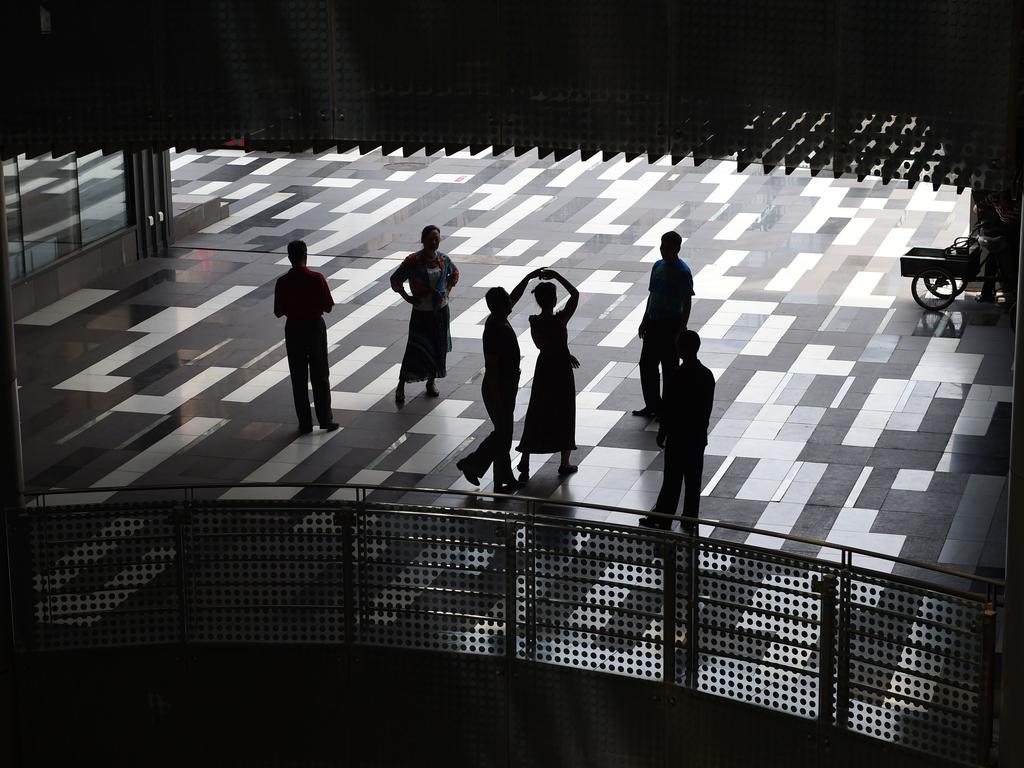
[
  {"x1": 640, "y1": 318, "x2": 681, "y2": 412},
  {"x1": 285, "y1": 317, "x2": 332, "y2": 429},
  {"x1": 462, "y1": 375, "x2": 518, "y2": 485},
  {"x1": 980, "y1": 229, "x2": 1020, "y2": 298},
  {"x1": 654, "y1": 441, "x2": 705, "y2": 521}
]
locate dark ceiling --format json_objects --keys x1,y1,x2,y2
[{"x1": 2, "y1": 0, "x2": 1019, "y2": 189}]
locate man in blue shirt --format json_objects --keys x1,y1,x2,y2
[{"x1": 633, "y1": 231, "x2": 694, "y2": 418}]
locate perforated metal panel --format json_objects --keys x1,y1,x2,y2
[
  {"x1": 332, "y1": 0, "x2": 501, "y2": 148},
  {"x1": 500, "y1": 0, "x2": 669, "y2": 155},
  {"x1": 510, "y1": 662, "x2": 666, "y2": 768},
  {"x1": 693, "y1": 542, "x2": 824, "y2": 720},
  {"x1": 25, "y1": 504, "x2": 181, "y2": 649},
  {"x1": 356, "y1": 505, "x2": 509, "y2": 655},
  {"x1": 835, "y1": 0, "x2": 1017, "y2": 189},
  {"x1": 841, "y1": 572, "x2": 991, "y2": 766},
  {"x1": 672, "y1": 0, "x2": 837, "y2": 171},
  {"x1": 187, "y1": 503, "x2": 347, "y2": 643},
  {"x1": 671, "y1": 691, "x2": 819, "y2": 768},
  {"x1": 159, "y1": 0, "x2": 334, "y2": 148},
  {"x1": 1, "y1": 2, "x2": 1017, "y2": 187},
  {"x1": 524, "y1": 521, "x2": 665, "y2": 681},
  {"x1": 351, "y1": 647, "x2": 507, "y2": 768},
  {"x1": 9, "y1": 495, "x2": 999, "y2": 767}
]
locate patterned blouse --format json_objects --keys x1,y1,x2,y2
[{"x1": 390, "y1": 250, "x2": 460, "y2": 311}]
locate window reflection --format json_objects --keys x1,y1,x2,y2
[
  {"x1": 4, "y1": 150, "x2": 130, "y2": 282},
  {"x1": 17, "y1": 152, "x2": 81, "y2": 273},
  {"x1": 78, "y1": 150, "x2": 128, "y2": 245}
]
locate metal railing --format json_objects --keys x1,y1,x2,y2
[{"x1": 5, "y1": 482, "x2": 1004, "y2": 766}]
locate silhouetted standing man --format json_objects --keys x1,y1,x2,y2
[
  {"x1": 274, "y1": 240, "x2": 339, "y2": 434},
  {"x1": 633, "y1": 231, "x2": 693, "y2": 418},
  {"x1": 641, "y1": 330, "x2": 714, "y2": 530},
  {"x1": 457, "y1": 270, "x2": 544, "y2": 493}
]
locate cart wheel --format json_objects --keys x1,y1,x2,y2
[{"x1": 912, "y1": 267, "x2": 962, "y2": 311}]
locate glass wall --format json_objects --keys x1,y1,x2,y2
[
  {"x1": 17, "y1": 152, "x2": 81, "y2": 273},
  {"x1": 3, "y1": 158, "x2": 22, "y2": 280},
  {"x1": 4, "y1": 150, "x2": 129, "y2": 281},
  {"x1": 78, "y1": 151, "x2": 129, "y2": 244}
]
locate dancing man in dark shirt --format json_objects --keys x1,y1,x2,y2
[
  {"x1": 273, "y1": 240, "x2": 339, "y2": 434},
  {"x1": 457, "y1": 269, "x2": 545, "y2": 493},
  {"x1": 641, "y1": 330, "x2": 714, "y2": 530}
]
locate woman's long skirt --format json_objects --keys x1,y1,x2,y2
[
  {"x1": 399, "y1": 305, "x2": 451, "y2": 382},
  {"x1": 516, "y1": 351, "x2": 576, "y2": 453}
]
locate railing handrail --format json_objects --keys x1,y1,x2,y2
[
  {"x1": 18, "y1": 480, "x2": 1006, "y2": 593},
  {"x1": 10, "y1": 482, "x2": 1000, "y2": 765}
]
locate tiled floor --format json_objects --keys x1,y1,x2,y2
[{"x1": 15, "y1": 147, "x2": 1014, "y2": 583}]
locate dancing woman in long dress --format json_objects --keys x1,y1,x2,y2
[{"x1": 516, "y1": 269, "x2": 580, "y2": 481}]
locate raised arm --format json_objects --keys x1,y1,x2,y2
[
  {"x1": 509, "y1": 267, "x2": 544, "y2": 309},
  {"x1": 542, "y1": 269, "x2": 579, "y2": 319}
]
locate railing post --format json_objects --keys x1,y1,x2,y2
[
  {"x1": 662, "y1": 534, "x2": 679, "y2": 768},
  {"x1": 686, "y1": 533, "x2": 699, "y2": 690},
  {"x1": 836, "y1": 554, "x2": 851, "y2": 730},
  {"x1": 525, "y1": 509, "x2": 536, "y2": 662},
  {"x1": 662, "y1": 537, "x2": 677, "y2": 687},
  {"x1": 504, "y1": 520, "x2": 518, "y2": 662},
  {"x1": 503, "y1": 519, "x2": 518, "y2": 768},
  {"x1": 341, "y1": 506, "x2": 356, "y2": 646},
  {"x1": 354, "y1": 493, "x2": 367, "y2": 641},
  {"x1": 173, "y1": 503, "x2": 192, "y2": 644},
  {"x1": 978, "y1": 597, "x2": 997, "y2": 766},
  {"x1": 813, "y1": 573, "x2": 838, "y2": 751}
]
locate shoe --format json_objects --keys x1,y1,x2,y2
[
  {"x1": 321, "y1": 422, "x2": 340, "y2": 432},
  {"x1": 395, "y1": 387, "x2": 406, "y2": 405},
  {"x1": 557, "y1": 464, "x2": 578, "y2": 476},
  {"x1": 976, "y1": 294, "x2": 996, "y2": 303},
  {"x1": 638, "y1": 515, "x2": 670, "y2": 530},
  {"x1": 632, "y1": 407, "x2": 658, "y2": 418},
  {"x1": 517, "y1": 471, "x2": 530, "y2": 484},
  {"x1": 494, "y1": 479, "x2": 524, "y2": 494},
  {"x1": 456, "y1": 459, "x2": 480, "y2": 486},
  {"x1": 425, "y1": 382, "x2": 440, "y2": 397},
  {"x1": 298, "y1": 425, "x2": 314, "y2": 435}
]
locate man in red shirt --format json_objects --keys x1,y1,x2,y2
[{"x1": 274, "y1": 240, "x2": 339, "y2": 434}]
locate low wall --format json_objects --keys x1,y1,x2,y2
[
  {"x1": 11, "y1": 197, "x2": 229, "y2": 322},
  {"x1": 172, "y1": 196, "x2": 229, "y2": 240},
  {"x1": 11, "y1": 228, "x2": 137, "y2": 321},
  {"x1": 12, "y1": 644, "x2": 957, "y2": 768}
]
